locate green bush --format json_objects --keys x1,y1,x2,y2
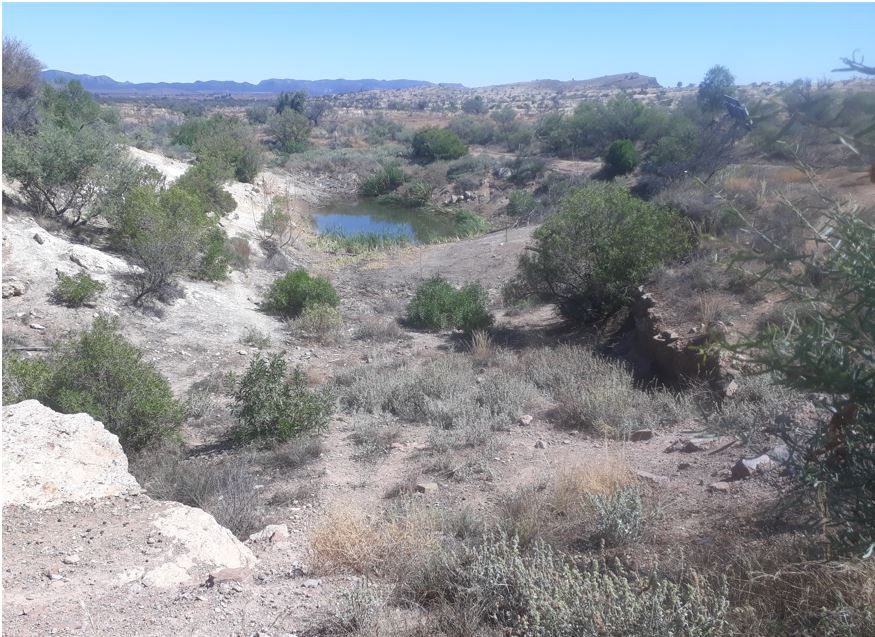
[
  {"x1": 263, "y1": 269, "x2": 340, "y2": 318},
  {"x1": 195, "y1": 227, "x2": 234, "y2": 282},
  {"x1": 359, "y1": 161, "x2": 407, "y2": 197},
  {"x1": 515, "y1": 183, "x2": 691, "y2": 323},
  {"x1": 230, "y1": 352, "x2": 333, "y2": 443},
  {"x1": 411, "y1": 127, "x2": 468, "y2": 163},
  {"x1": 289, "y1": 302, "x2": 343, "y2": 340},
  {"x1": 376, "y1": 180, "x2": 432, "y2": 208},
  {"x1": 51, "y1": 272, "x2": 106, "y2": 307},
  {"x1": 603, "y1": 139, "x2": 640, "y2": 177},
  {"x1": 453, "y1": 209, "x2": 489, "y2": 237},
  {"x1": 172, "y1": 159, "x2": 236, "y2": 215},
  {"x1": 461, "y1": 96, "x2": 487, "y2": 115},
  {"x1": 2, "y1": 316, "x2": 183, "y2": 451},
  {"x1": 406, "y1": 276, "x2": 493, "y2": 332},
  {"x1": 448, "y1": 115, "x2": 496, "y2": 145},
  {"x1": 506, "y1": 190, "x2": 537, "y2": 216},
  {"x1": 268, "y1": 108, "x2": 311, "y2": 154},
  {"x1": 172, "y1": 114, "x2": 262, "y2": 183}
]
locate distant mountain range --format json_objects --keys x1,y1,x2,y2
[{"x1": 40, "y1": 70, "x2": 449, "y2": 96}]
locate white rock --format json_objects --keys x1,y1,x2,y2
[{"x1": 2, "y1": 401, "x2": 142, "y2": 509}]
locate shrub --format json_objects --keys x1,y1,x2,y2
[
  {"x1": 461, "y1": 96, "x2": 487, "y2": 115},
  {"x1": 3, "y1": 316, "x2": 183, "y2": 451},
  {"x1": 172, "y1": 159, "x2": 237, "y2": 215},
  {"x1": 245, "y1": 103, "x2": 272, "y2": 125},
  {"x1": 230, "y1": 352, "x2": 334, "y2": 443},
  {"x1": 603, "y1": 139, "x2": 640, "y2": 177},
  {"x1": 2, "y1": 36, "x2": 43, "y2": 133},
  {"x1": 451, "y1": 533, "x2": 729, "y2": 637},
  {"x1": 51, "y1": 272, "x2": 105, "y2": 307},
  {"x1": 359, "y1": 161, "x2": 407, "y2": 197},
  {"x1": 263, "y1": 269, "x2": 339, "y2": 318},
  {"x1": 448, "y1": 115, "x2": 496, "y2": 145},
  {"x1": 194, "y1": 227, "x2": 234, "y2": 282},
  {"x1": 406, "y1": 276, "x2": 493, "y2": 332},
  {"x1": 411, "y1": 127, "x2": 468, "y2": 163},
  {"x1": 506, "y1": 190, "x2": 536, "y2": 216},
  {"x1": 289, "y1": 302, "x2": 343, "y2": 341},
  {"x1": 587, "y1": 485, "x2": 644, "y2": 547},
  {"x1": 172, "y1": 114, "x2": 262, "y2": 183},
  {"x1": 453, "y1": 210, "x2": 489, "y2": 237},
  {"x1": 354, "y1": 317, "x2": 405, "y2": 342},
  {"x1": 515, "y1": 182, "x2": 691, "y2": 323},
  {"x1": 377, "y1": 180, "x2": 433, "y2": 208},
  {"x1": 268, "y1": 108, "x2": 311, "y2": 154}
]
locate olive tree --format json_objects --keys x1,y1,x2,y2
[{"x1": 698, "y1": 65, "x2": 736, "y2": 112}]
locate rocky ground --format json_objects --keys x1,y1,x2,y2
[{"x1": 2, "y1": 141, "x2": 870, "y2": 635}]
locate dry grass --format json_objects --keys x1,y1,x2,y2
[
  {"x1": 309, "y1": 503, "x2": 444, "y2": 578},
  {"x1": 466, "y1": 330, "x2": 494, "y2": 362},
  {"x1": 354, "y1": 316, "x2": 406, "y2": 342}
]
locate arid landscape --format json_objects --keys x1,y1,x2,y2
[{"x1": 2, "y1": 15, "x2": 875, "y2": 637}]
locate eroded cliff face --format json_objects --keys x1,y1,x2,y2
[{"x1": 614, "y1": 290, "x2": 737, "y2": 394}]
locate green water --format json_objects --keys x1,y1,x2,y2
[{"x1": 311, "y1": 200, "x2": 458, "y2": 244}]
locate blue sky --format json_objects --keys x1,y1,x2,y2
[{"x1": 3, "y1": 3, "x2": 874, "y2": 87}]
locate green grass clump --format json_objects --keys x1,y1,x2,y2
[
  {"x1": 406, "y1": 275, "x2": 493, "y2": 332},
  {"x1": 263, "y1": 269, "x2": 339, "y2": 318},
  {"x1": 453, "y1": 210, "x2": 489, "y2": 237},
  {"x1": 230, "y1": 352, "x2": 333, "y2": 444},
  {"x1": 51, "y1": 272, "x2": 106, "y2": 307},
  {"x1": 359, "y1": 162, "x2": 407, "y2": 197},
  {"x1": 319, "y1": 231, "x2": 412, "y2": 255}
]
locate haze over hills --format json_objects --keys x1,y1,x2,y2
[
  {"x1": 41, "y1": 69, "x2": 661, "y2": 97},
  {"x1": 40, "y1": 69, "x2": 450, "y2": 96}
]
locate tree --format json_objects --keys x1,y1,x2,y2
[
  {"x1": 307, "y1": 100, "x2": 331, "y2": 126},
  {"x1": 275, "y1": 90, "x2": 307, "y2": 114},
  {"x1": 603, "y1": 139, "x2": 640, "y2": 177},
  {"x1": 698, "y1": 65, "x2": 736, "y2": 112},
  {"x1": 515, "y1": 183, "x2": 691, "y2": 323},
  {"x1": 268, "y1": 108, "x2": 311, "y2": 153},
  {"x1": 2, "y1": 36, "x2": 43, "y2": 132},
  {"x1": 462, "y1": 95, "x2": 487, "y2": 114}
]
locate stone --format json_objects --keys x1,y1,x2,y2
[
  {"x1": 29, "y1": 323, "x2": 46, "y2": 331},
  {"x1": 33, "y1": 233, "x2": 45, "y2": 244},
  {"x1": 518, "y1": 414, "x2": 534, "y2": 426},
  {"x1": 630, "y1": 429, "x2": 654, "y2": 442},
  {"x1": 678, "y1": 462, "x2": 692, "y2": 470},
  {"x1": 248, "y1": 524, "x2": 290, "y2": 544},
  {"x1": 143, "y1": 562, "x2": 192, "y2": 588},
  {"x1": 206, "y1": 567, "x2": 253, "y2": 587},
  {"x1": 636, "y1": 470, "x2": 669, "y2": 485},
  {"x1": 416, "y1": 482, "x2": 439, "y2": 494},
  {"x1": 302, "y1": 578, "x2": 321, "y2": 588},
  {"x1": 44, "y1": 564, "x2": 62, "y2": 581},
  {"x1": 708, "y1": 481, "x2": 732, "y2": 494},
  {"x1": 730, "y1": 454, "x2": 773, "y2": 480},
  {"x1": 767, "y1": 444, "x2": 791, "y2": 464},
  {"x1": 2, "y1": 401, "x2": 142, "y2": 509},
  {"x1": 61, "y1": 554, "x2": 80, "y2": 565},
  {"x1": 2, "y1": 278, "x2": 27, "y2": 298},
  {"x1": 534, "y1": 439, "x2": 547, "y2": 449}
]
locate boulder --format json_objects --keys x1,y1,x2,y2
[
  {"x1": 2, "y1": 278, "x2": 26, "y2": 298},
  {"x1": 731, "y1": 454, "x2": 773, "y2": 480},
  {"x1": 2, "y1": 400, "x2": 142, "y2": 508},
  {"x1": 630, "y1": 429, "x2": 654, "y2": 442}
]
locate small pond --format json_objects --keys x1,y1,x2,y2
[{"x1": 310, "y1": 200, "x2": 458, "y2": 244}]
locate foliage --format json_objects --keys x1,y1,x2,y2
[
  {"x1": 275, "y1": 90, "x2": 307, "y2": 114},
  {"x1": 507, "y1": 189, "x2": 537, "y2": 217},
  {"x1": 698, "y1": 65, "x2": 736, "y2": 112},
  {"x1": 195, "y1": 227, "x2": 235, "y2": 281},
  {"x1": 358, "y1": 161, "x2": 408, "y2": 197},
  {"x1": 268, "y1": 108, "x2": 312, "y2": 154},
  {"x1": 588, "y1": 485, "x2": 644, "y2": 546},
  {"x1": 461, "y1": 95, "x2": 487, "y2": 115},
  {"x1": 289, "y1": 302, "x2": 343, "y2": 340},
  {"x1": 406, "y1": 276, "x2": 493, "y2": 332},
  {"x1": 230, "y1": 352, "x2": 333, "y2": 443},
  {"x1": 411, "y1": 127, "x2": 468, "y2": 163},
  {"x1": 603, "y1": 138, "x2": 640, "y2": 177},
  {"x1": 2, "y1": 355, "x2": 52, "y2": 405},
  {"x1": 448, "y1": 115, "x2": 496, "y2": 145},
  {"x1": 2, "y1": 36, "x2": 43, "y2": 133},
  {"x1": 171, "y1": 159, "x2": 236, "y2": 215},
  {"x1": 503, "y1": 156, "x2": 546, "y2": 185},
  {"x1": 3, "y1": 316, "x2": 183, "y2": 452},
  {"x1": 515, "y1": 182, "x2": 691, "y2": 323},
  {"x1": 731, "y1": 176, "x2": 875, "y2": 544},
  {"x1": 263, "y1": 269, "x2": 340, "y2": 318},
  {"x1": 451, "y1": 533, "x2": 729, "y2": 637},
  {"x1": 3, "y1": 80, "x2": 125, "y2": 224},
  {"x1": 376, "y1": 180, "x2": 432, "y2": 208},
  {"x1": 318, "y1": 231, "x2": 411, "y2": 255},
  {"x1": 245, "y1": 103, "x2": 272, "y2": 124},
  {"x1": 453, "y1": 209, "x2": 490, "y2": 237},
  {"x1": 51, "y1": 272, "x2": 106, "y2": 307},
  {"x1": 172, "y1": 114, "x2": 262, "y2": 182}
]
